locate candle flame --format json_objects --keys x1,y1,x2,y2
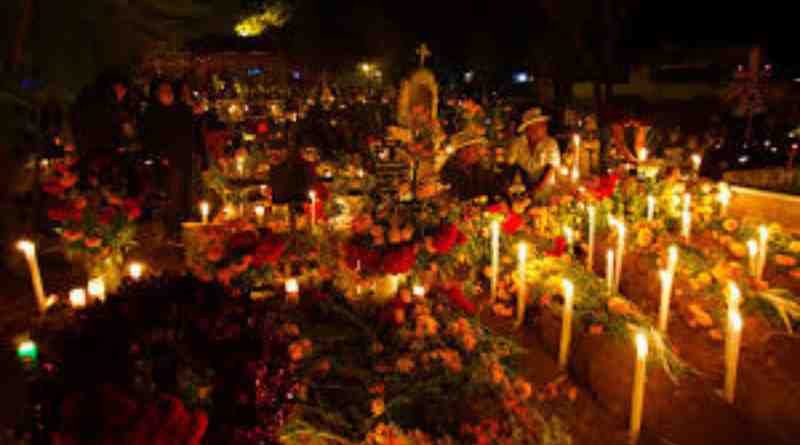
[
  {"x1": 413, "y1": 285, "x2": 426, "y2": 298},
  {"x1": 69, "y1": 288, "x2": 87, "y2": 308},
  {"x1": 285, "y1": 278, "x2": 299, "y2": 294},
  {"x1": 128, "y1": 262, "x2": 144, "y2": 280},
  {"x1": 16, "y1": 240, "x2": 34, "y2": 255}
]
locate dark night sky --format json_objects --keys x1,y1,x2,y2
[{"x1": 282, "y1": 1, "x2": 799, "y2": 69}]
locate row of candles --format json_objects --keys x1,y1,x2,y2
[
  {"x1": 16, "y1": 239, "x2": 146, "y2": 311},
  {"x1": 198, "y1": 189, "x2": 318, "y2": 229},
  {"x1": 487, "y1": 195, "x2": 752, "y2": 444}
]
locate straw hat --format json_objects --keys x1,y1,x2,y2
[
  {"x1": 517, "y1": 107, "x2": 550, "y2": 133},
  {"x1": 450, "y1": 131, "x2": 488, "y2": 151}
]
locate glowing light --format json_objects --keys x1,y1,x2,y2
[
  {"x1": 128, "y1": 262, "x2": 144, "y2": 281},
  {"x1": 17, "y1": 340, "x2": 37, "y2": 362},
  {"x1": 235, "y1": 4, "x2": 290, "y2": 37},
  {"x1": 69, "y1": 288, "x2": 87, "y2": 308},
  {"x1": 88, "y1": 277, "x2": 106, "y2": 302}
]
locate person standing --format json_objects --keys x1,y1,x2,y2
[
  {"x1": 507, "y1": 108, "x2": 560, "y2": 192},
  {"x1": 141, "y1": 80, "x2": 196, "y2": 238}
]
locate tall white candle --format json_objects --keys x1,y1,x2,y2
[
  {"x1": 629, "y1": 331, "x2": 649, "y2": 445},
  {"x1": 564, "y1": 226, "x2": 574, "y2": 255},
  {"x1": 681, "y1": 209, "x2": 691, "y2": 241},
  {"x1": 606, "y1": 249, "x2": 615, "y2": 292},
  {"x1": 667, "y1": 245, "x2": 679, "y2": 276},
  {"x1": 615, "y1": 221, "x2": 626, "y2": 292},
  {"x1": 724, "y1": 310, "x2": 743, "y2": 404},
  {"x1": 646, "y1": 195, "x2": 655, "y2": 221},
  {"x1": 490, "y1": 220, "x2": 500, "y2": 304},
  {"x1": 559, "y1": 278, "x2": 575, "y2": 370},
  {"x1": 747, "y1": 239, "x2": 758, "y2": 277},
  {"x1": 587, "y1": 205, "x2": 596, "y2": 270},
  {"x1": 200, "y1": 201, "x2": 210, "y2": 224},
  {"x1": 309, "y1": 190, "x2": 318, "y2": 230},
  {"x1": 727, "y1": 282, "x2": 741, "y2": 312},
  {"x1": 658, "y1": 270, "x2": 673, "y2": 333},
  {"x1": 515, "y1": 243, "x2": 528, "y2": 328},
  {"x1": 757, "y1": 225, "x2": 768, "y2": 281},
  {"x1": 718, "y1": 183, "x2": 731, "y2": 217},
  {"x1": 17, "y1": 240, "x2": 46, "y2": 313}
]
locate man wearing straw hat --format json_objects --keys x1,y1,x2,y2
[
  {"x1": 507, "y1": 107, "x2": 560, "y2": 190},
  {"x1": 441, "y1": 131, "x2": 499, "y2": 200}
]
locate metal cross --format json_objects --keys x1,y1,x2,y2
[{"x1": 416, "y1": 43, "x2": 431, "y2": 67}]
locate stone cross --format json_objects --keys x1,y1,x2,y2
[{"x1": 416, "y1": 43, "x2": 431, "y2": 67}]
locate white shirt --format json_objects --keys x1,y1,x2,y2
[{"x1": 508, "y1": 135, "x2": 561, "y2": 179}]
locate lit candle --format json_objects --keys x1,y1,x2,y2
[
  {"x1": 17, "y1": 340, "x2": 38, "y2": 363},
  {"x1": 490, "y1": 220, "x2": 500, "y2": 304},
  {"x1": 638, "y1": 147, "x2": 649, "y2": 163},
  {"x1": 727, "y1": 282, "x2": 741, "y2": 312},
  {"x1": 200, "y1": 201, "x2": 210, "y2": 224},
  {"x1": 16, "y1": 240, "x2": 46, "y2": 313},
  {"x1": 615, "y1": 221, "x2": 626, "y2": 292},
  {"x1": 682, "y1": 193, "x2": 691, "y2": 214},
  {"x1": 69, "y1": 288, "x2": 87, "y2": 309},
  {"x1": 128, "y1": 262, "x2": 144, "y2": 281},
  {"x1": 747, "y1": 239, "x2": 758, "y2": 277},
  {"x1": 285, "y1": 278, "x2": 300, "y2": 304},
  {"x1": 559, "y1": 278, "x2": 575, "y2": 370},
  {"x1": 667, "y1": 245, "x2": 679, "y2": 276},
  {"x1": 658, "y1": 270, "x2": 673, "y2": 333},
  {"x1": 515, "y1": 243, "x2": 528, "y2": 328},
  {"x1": 757, "y1": 225, "x2": 768, "y2": 281},
  {"x1": 606, "y1": 249, "x2": 615, "y2": 292},
  {"x1": 691, "y1": 154, "x2": 702, "y2": 172},
  {"x1": 718, "y1": 183, "x2": 731, "y2": 217},
  {"x1": 724, "y1": 309, "x2": 743, "y2": 404},
  {"x1": 236, "y1": 156, "x2": 245, "y2": 177},
  {"x1": 646, "y1": 195, "x2": 655, "y2": 221},
  {"x1": 255, "y1": 205, "x2": 265, "y2": 224},
  {"x1": 413, "y1": 285, "x2": 426, "y2": 299},
  {"x1": 587, "y1": 205, "x2": 596, "y2": 270},
  {"x1": 309, "y1": 190, "x2": 317, "y2": 230},
  {"x1": 629, "y1": 331, "x2": 649, "y2": 445},
  {"x1": 88, "y1": 277, "x2": 106, "y2": 303},
  {"x1": 564, "y1": 226, "x2": 574, "y2": 255}
]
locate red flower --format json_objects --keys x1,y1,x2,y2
[
  {"x1": 441, "y1": 284, "x2": 476, "y2": 315},
  {"x1": 545, "y1": 236, "x2": 567, "y2": 257},
  {"x1": 252, "y1": 233, "x2": 286, "y2": 267},
  {"x1": 381, "y1": 244, "x2": 417, "y2": 275},
  {"x1": 257, "y1": 121, "x2": 269, "y2": 134},
  {"x1": 587, "y1": 174, "x2": 619, "y2": 200},
  {"x1": 122, "y1": 198, "x2": 142, "y2": 221},
  {"x1": 502, "y1": 213, "x2": 523, "y2": 235},
  {"x1": 48, "y1": 205, "x2": 70, "y2": 222},
  {"x1": 432, "y1": 224, "x2": 465, "y2": 254}
]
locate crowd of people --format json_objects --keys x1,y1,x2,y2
[{"x1": 24, "y1": 66, "x2": 799, "y2": 243}]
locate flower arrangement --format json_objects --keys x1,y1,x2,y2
[
  {"x1": 279, "y1": 292, "x2": 567, "y2": 445},
  {"x1": 43, "y1": 156, "x2": 140, "y2": 286}
]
